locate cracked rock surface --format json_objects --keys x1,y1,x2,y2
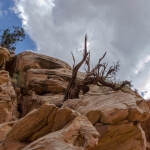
[{"x1": 0, "y1": 51, "x2": 150, "y2": 150}]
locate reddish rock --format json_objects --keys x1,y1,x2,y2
[
  {"x1": 0, "y1": 70, "x2": 17, "y2": 124},
  {"x1": 63, "y1": 91, "x2": 150, "y2": 125},
  {"x1": 94, "y1": 123, "x2": 146, "y2": 150},
  {"x1": 0, "y1": 47, "x2": 10, "y2": 70},
  {"x1": 11, "y1": 51, "x2": 71, "y2": 73},
  {"x1": 0, "y1": 122, "x2": 15, "y2": 143},
  {"x1": 4, "y1": 103, "x2": 78, "y2": 144},
  {"x1": 22, "y1": 116, "x2": 100, "y2": 150}
]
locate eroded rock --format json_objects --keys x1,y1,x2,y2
[
  {"x1": 0, "y1": 47, "x2": 10, "y2": 70},
  {"x1": 4, "y1": 103, "x2": 78, "y2": 144},
  {"x1": 11, "y1": 51, "x2": 71, "y2": 73},
  {"x1": 63, "y1": 91, "x2": 150, "y2": 125},
  {"x1": 94, "y1": 122, "x2": 146, "y2": 150},
  {"x1": 0, "y1": 122, "x2": 15, "y2": 143},
  {"x1": 22, "y1": 116, "x2": 100, "y2": 150},
  {"x1": 0, "y1": 70, "x2": 17, "y2": 124}
]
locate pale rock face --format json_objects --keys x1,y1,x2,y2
[
  {"x1": 0, "y1": 47, "x2": 10, "y2": 70},
  {"x1": 12, "y1": 51, "x2": 71, "y2": 73},
  {"x1": 22, "y1": 116, "x2": 100, "y2": 150},
  {"x1": 141, "y1": 101, "x2": 150, "y2": 149},
  {"x1": 0, "y1": 70, "x2": 17, "y2": 124},
  {"x1": 20, "y1": 92, "x2": 64, "y2": 117},
  {"x1": 62, "y1": 90, "x2": 149, "y2": 150},
  {"x1": 1, "y1": 51, "x2": 150, "y2": 150},
  {"x1": 18, "y1": 67, "x2": 84, "y2": 116},
  {"x1": 94, "y1": 123, "x2": 146, "y2": 150},
  {"x1": 8, "y1": 52, "x2": 84, "y2": 117},
  {"x1": 24, "y1": 68, "x2": 72, "y2": 95},
  {"x1": 63, "y1": 91, "x2": 150, "y2": 125},
  {"x1": 4, "y1": 104, "x2": 79, "y2": 144},
  {"x1": 0, "y1": 122, "x2": 15, "y2": 142}
]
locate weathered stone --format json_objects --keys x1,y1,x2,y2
[
  {"x1": 22, "y1": 116, "x2": 100, "y2": 150},
  {"x1": 141, "y1": 100, "x2": 150, "y2": 149},
  {"x1": 25, "y1": 68, "x2": 71, "y2": 95},
  {"x1": 0, "y1": 141, "x2": 27, "y2": 150},
  {"x1": 0, "y1": 122, "x2": 15, "y2": 143},
  {"x1": 63, "y1": 91, "x2": 150, "y2": 125},
  {"x1": 19, "y1": 91, "x2": 64, "y2": 117},
  {"x1": 4, "y1": 103, "x2": 78, "y2": 144},
  {"x1": 17, "y1": 68, "x2": 84, "y2": 116},
  {"x1": 94, "y1": 123, "x2": 146, "y2": 150},
  {"x1": 0, "y1": 47, "x2": 10, "y2": 70},
  {"x1": 12, "y1": 51, "x2": 71, "y2": 73},
  {"x1": 0, "y1": 70, "x2": 17, "y2": 124},
  {"x1": 0, "y1": 51, "x2": 149, "y2": 150}
]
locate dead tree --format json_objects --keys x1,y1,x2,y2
[
  {"x1": 63, "y1": 34, "x2": 89, "y2": 101},
  {"x1": 63, "y1": 35, "x2": 131, "y2": 101}
]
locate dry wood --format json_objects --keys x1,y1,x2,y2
[{"x1": 63, "y1": 35, "x2": 131, "y2": 101}]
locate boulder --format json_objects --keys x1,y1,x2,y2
[
  {"x1": 4, "y1": 103, "x2": 78, "y2": 144},
  {"x1": 22, "y1": 116, "x2": 100, "y2": 150},
  {"x1": 19, "y1": 91, "x2": 64, "y2": 117},
  {"x1": 141, "y1": 100, "x2": 150, "y2": 149},
  {"x1": 22, "y1": 68, "x2": 84, "y2": 95},
  {"x1": 11, "y1": 51, "x2": 71, "y2": 73},
  {"x1": 63, "y1": 91, "x2": 150, "y2": 125},
  {"x1": 0, "y1": 47, "x2": 10, "y2": 70},
  {"x1": 0, "y1": 70, "x2": 17, "y2": 124},
  {"x1": 24, "y1": 68, "x2": 73, "y2": 94},
  {"x1": 0, "y1": 122, "x2": 15, "y2": 143},
  {"x1": 94, "y1": 122, "x2": 146, "y2": 150},
  {"x1": 16, "y1": 68, "x2": 84, "y2": 116}
]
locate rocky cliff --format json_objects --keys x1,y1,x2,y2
[{"x1": 0, "y1": 47, "x2": 150, "y2": 150}]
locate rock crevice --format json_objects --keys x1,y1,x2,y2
[{"x1": 0, "y1": 50, "x2": 149, "y2": 150}]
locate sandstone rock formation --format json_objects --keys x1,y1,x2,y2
[
  {"x1": 0, "y1": 47, "x2": 10, "y2": 70},
  {"x1": 62, "y1": 90, "x2": 149, "y2": 150},
  {"x1": 22, "y1": 116, "x2": 99, "y2": 150},
  {"x1": 4, "y1": 103, "x2": 78, "y2": 144},
  {"x1": 63, "y1": 91, "x2": 149, "y2": 125},
  {"x1": 9, "y1": 51, "x2": 71, "y2": 74},
  {"x1": 141, "y1": 100, "x2": 150, "y2": 150},
  {"x1": 0, "y1": 70, "x2": 17, "y2": 124},
  {"x1": 0, "y1": 50, "x2": 150, "y2": 150},
  {"x1": 0, "y1": 121, "x2": 15, "y2": 143},
  {"x1": 7, "y1": 51, "x2": 84, "y2": 117}
]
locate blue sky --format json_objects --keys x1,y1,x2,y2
[{"x1": 0, "y1": 0, "x2": 36, "y2": 54}]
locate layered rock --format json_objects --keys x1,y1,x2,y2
[
  {"x1": 141, "y1": 100, "x2": 150, "y2": 149},
  {"x1": 2, "y1": 104, "x2": 100, "y2": 150},
  {"x1": 0, "y1": 122, "x2": 15, "y2": 143},
  {"x1": 63, "y1": 91, "x2": 149, "y2": 125},
  {"x1": 0, "y1": 50, "x2": 150, "y2": 150},
  {"x1": 94, "y1": 122, "x2": 146, "y2": 150},
  {"x1": 9, "y1": 51, "x2": 71, "y2": 74},
  {"x1": 8, "y1": 51, "x2": 84, "y2": 117},
  {"x1": 24, "y1": 68, "x2": 72, "y2": 94},
  {"x1": 0, "y1": 70, "x2": 17, "y2": 124},
  {"x1": 19, "y1": 91, "x2": 63, "y2": 117},
  {"x1": 0, "y1": 47, "x2": 10, "y2": 70},
  {"x1": 22, "y1": 116, "x2": 99, "y2": 150},
  {"x1": 4, "y1": 104, "x2": 78, "y2": 144},
  {"x1": 62, "y1": 90, "x2": 149, "y2": 149}
]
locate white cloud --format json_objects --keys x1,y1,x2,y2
[{"x1": 14, "y1": 0, "x2": 150, "y2": 99}]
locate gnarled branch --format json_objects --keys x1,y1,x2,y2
[{"x1": 63, "y1": 35, "x2": 131, "y2": 101}]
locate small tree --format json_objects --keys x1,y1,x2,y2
[
  {"x1": 64, "y1": 35, "x2": 131, "y2": 101},
  {"x1": 0, "y1": 26, "x2": 25, "y2": 52}
]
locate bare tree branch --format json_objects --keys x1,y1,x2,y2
[
  {"x1": 71, "y1": 52, "x2": 75, "y2": 69},
  {"x1": 63, "y1": 35, "x2": 131, "y2": 101}
]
